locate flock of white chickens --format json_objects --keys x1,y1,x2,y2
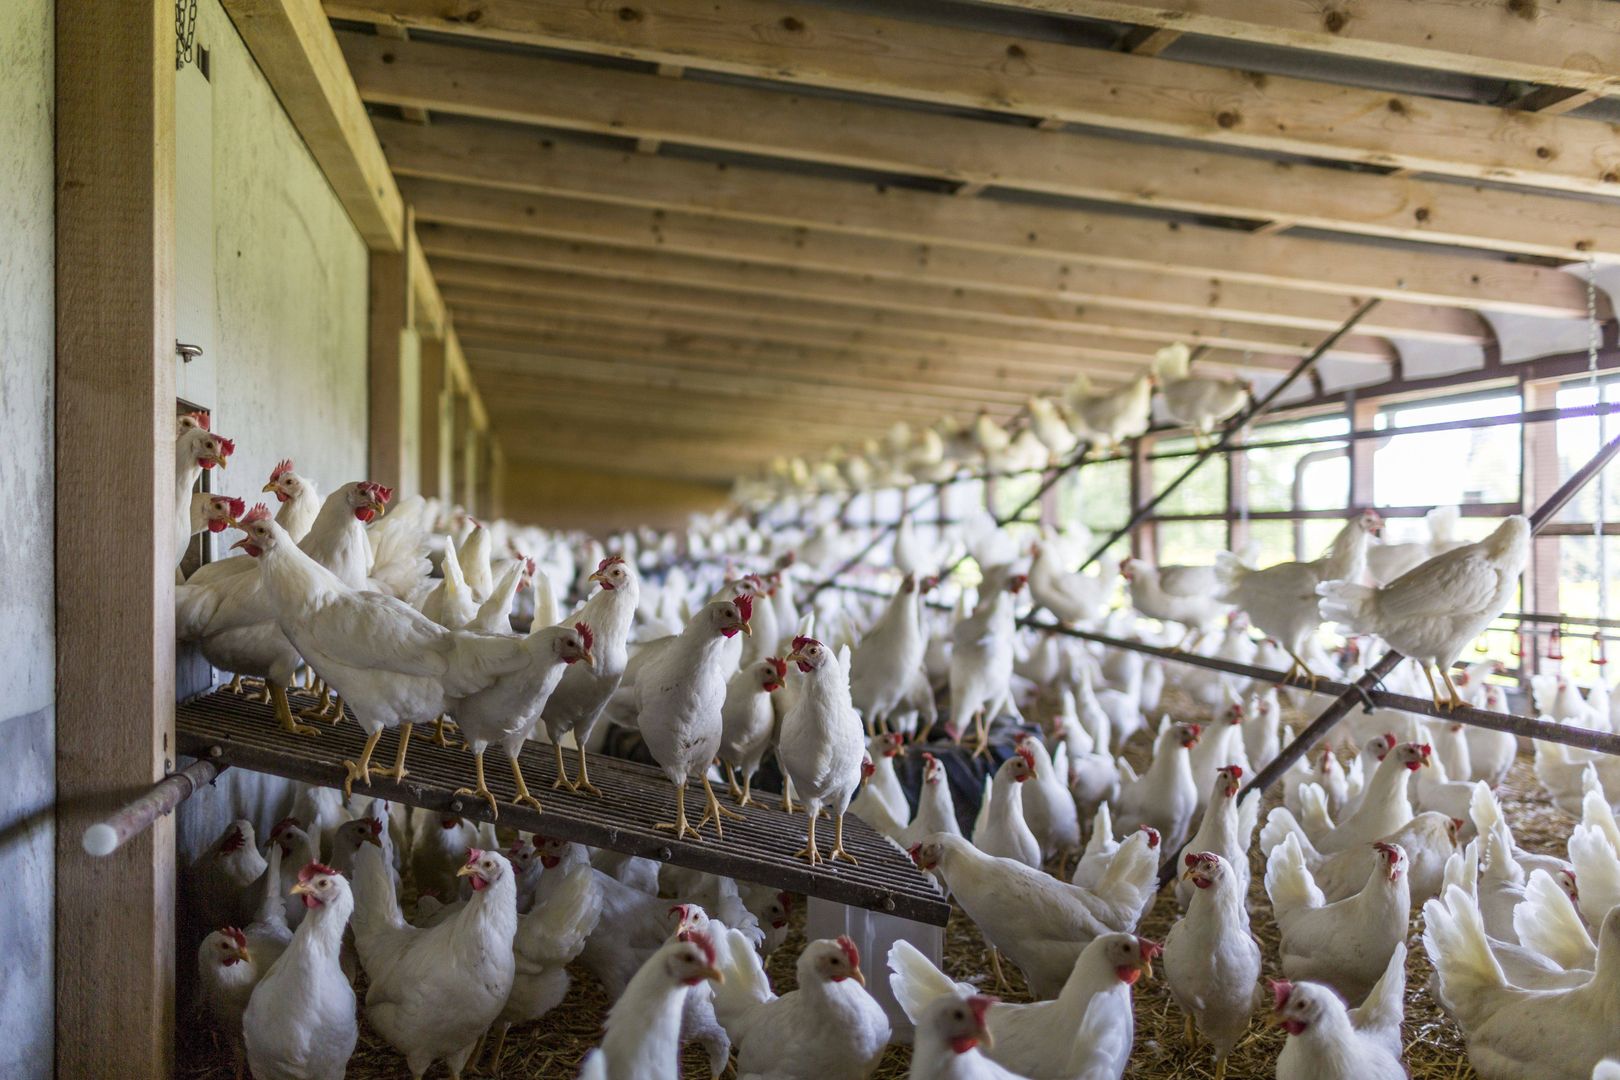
[{"x1": 175, "y1": 388, "x2": 1620, "y2": 1079}]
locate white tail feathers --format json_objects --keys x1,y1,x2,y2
[
  {"x1": 1426, "y1": 504, "x2": 1461, "y2": 545},
  {"x1": 519, "y1": 863, "x2": 602, "y2": 968},
  {"x1": 1349, "y1": 942, "x2": 1407, "y2": 1041},
  {"x1": 1583, "y1": 780, "x2": 1620, "y2": 853},
  {"x1": 1422, "y1": 884, "x2": 1507, "y2": 1025},
  {"x1": 1298, "y1": 782, "x2": 1335, "y2": 840},
  {"x1": 1265, "y1": 833, "x2": 1325, "y2": 921},
  {"x1": 1568, "y1": 824, "x2": 1620, "y2": 927},
  {"x1": 1095, "y1": 829, "x2": 1159, "y2": 918},
  {"x1": 1153, "y1": 342, "x2": 1192, "y2": 383},
  {"x1": 1260, "y1": 806, "x2": 1323, "y2": 864},
  {"x1": 711, "y1": 926, "x2": 772, "y2": 1032},
  {"x1": 1316, "y1": 580, "x2": 1377, "y2": 635},
  {"x1": 531, "y1": 568, "x2": 560, "y2": 632},
  {"x1": 1513, "y1": 869, "x2": 1596, "y2": 971},
  {"x1": 886, "y1": 939, "x2": 970, "y2": 1026},
  {"x1": 1441, "y1": 842, "x2": 1479, "y2": 898},
  {"x1": 1470, "y1": 782, "x2": 1507, "y2": 850},
  {"x1": 1212, "y1": 551, "x2": 1248, "y2": 600}
]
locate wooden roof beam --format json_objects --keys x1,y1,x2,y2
[
  {"x1": 422, "y1": 223, "x2": 1395, "y2": 367},
  {"x1": 972, "y1": 0, "x2": 1620, "y2": 97},
  {"x1": 403, "y1": 178, "x2": 1456, "y2": 353},
  {"x1": 225, "y1": 0, "x2": 403, "y2": 248},
  {"x1": 341, "y1": 29, "x2": 1620, "y2": 261},
  {"x1": 326, "y1": 0, "x2": 1620, "y2": 197},
  {"x1": 376, "y1": 117, "x2": 1548, "y2": 327}
]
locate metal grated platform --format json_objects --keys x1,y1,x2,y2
[{"x1": 175, "y1": 688, "x2": 950, "y2": 925}]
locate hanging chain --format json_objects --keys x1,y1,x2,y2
[
  {"x1": 176, "y1": 0, "x2": 199, "y2": 69},
  {"x1": 1589, "y1": 258, "x2": 1610, "y2": 643}
]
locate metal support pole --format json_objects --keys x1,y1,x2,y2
[
  {"x1": 81, "y1": 757, "x2": 224, "y2": 857},
  {"x1": 1078, "y1": 298, "x2": 1381, "y2": 573}
]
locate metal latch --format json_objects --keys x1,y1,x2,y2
[{"x1": 176, "y1": 341, "x2": 203, "y2": 363}]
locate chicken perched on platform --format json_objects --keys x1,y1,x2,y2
[
  {"x1": 1121, "y1": 559, "x2": 1230, "y2": 646},
  {"x1": 712, "y1": 931, "x2": 890, "y2": 1080},
  {"x1": 1066, "y1": 373, "x2": 1153, "y2": 453},
  {"x1": 232, "y1": 508, "x2": 544, "y2": 796},
  {"x1": 718, "y1": 656, "x2": 787, "y2": 807},
  {"x1": 1318, "y1": 515, "x2": 1530, "y2": 709},
  {"x1": 351, "y1": 844, "x2": 517, "y2": 1080},
  {"x1": 1216, "y1": 510, "x2": 1382, "y2": 684},
  {"x1": 242, "y1": 862, "x2": 357, "y2": 1080},
  {"x1": 448, "y1": 622, "x2": 593, "y2": 817},
  {"x1": 889, "y1": 932, "x2": 1153, "y2": 1079},
  {"x1": 948, "y1": 568, "x2": 1026, "y2": 750},
  {"x1": 1153, "y1": 342, "x2": 1251, "y2": 445},
  {"x1": 633, "y1": 596, "x2": 754, "y2": 841},
  {"x1": 911, "y1": 830, "x2": 1158, "y2": 999},
  {"x1": 541, "y1": 554, "x2": 641, "y2": 794},
  {"x1": 848, "y1": 572, "x2": 931, "y2": 734},
  {"x1": 778, "y1": 636, "x2": 866, "y2": 864}
]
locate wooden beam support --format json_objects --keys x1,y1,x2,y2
[
  {"x1": 368, "y1": 246, "x2": 411, "y2": 491},
  {"x1": 1121, "y1": 26, "x2": 1181, "y2": 55},
  {"x1": 1510, "y1": 85, "x2": 1605, "y2": 116},
  {"x1": 326, "y1": 0, "x2": 1620, "y2": 197},
  {"x1": 224, "y1": 0, "x2": 404, "y2": 249},
  {"x1": 401, "y1": 177, "x2": 1476, "y2": 348},
  {"x1": 417, "y1": 334, "x2": 447, "y2": 498},
  {"x1": 971, "y1": 0, "x2": 1620, "y2": 96},
  {"x1": 377, "y1": 117, "x2": 1573, "y2": 322},
  {"x1": 56, "y1": 0, "x2": 176, "y2": 1074},
  {"x1": 408, "y1": 226, "x2": 446, "y2": 338},
  {"x1": 341, "y1": 30, "x2": 1620, "y2": 261},
  {"x1": 422, "y1": 223, "x2": 1395, "y2": 365}
]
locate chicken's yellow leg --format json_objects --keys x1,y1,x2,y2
[
  {"x1": 988, "y1": 948, "x2": 1008, "y2": 992},
  {"x1": 508, "y1": 753, "x2": 542, "y2": 813},
  {"x1": 654, "y1": 782, "x2": 701, "y2": 842},
  {"x1": 696, "y1": 775, "x2": 745, "y2": 838},
  {"x1": 268, "y1": 684, "x2": 320, "y2": 738},
  {"x1": 1184, "y1": 1011, "x2": 1197, "y2": 1047},
  {"x1": 1419, "y1": 663, "x2": 1445, "y2": 711},
  {"x1": 454, "y1": 749, "x2": 499, "y2": 819},
  {"x1": 1213, "y1": 1057, "x2": 1228, "y2": 1080},
  {"x1": 1283, "y1": 647, "x2": 1320, "y2": 691},
  {"x1": 373, "y1": 723, "x2": 412, "y2": 781},
  {"x1": 739, "y1": 773, "x2": 754, "y2": 808},
  {"x1": 429, "y1": 714, "x2": 453, "y2": 748},
  {"x1": 552, "y1": 741, "x2": 578, "y2": 792},
  {"x1": 723, "y1": 761, "x2": 743, "y2": 802},
  {"x1": 575, "y1": 744, "x2": 602, "y2": 798},
  {"x1": 342, "y1": 728, "x2": 384, "y2": 798},
  {"x1": 828, "y1": 812, "x2": 859, "y2": 865},
  {"x1": 796, "y1": 807, "x2": 822, "y2": 865},
  {"x1": 1440, "y1": 667, "x2": 1468, "y2": 712}
]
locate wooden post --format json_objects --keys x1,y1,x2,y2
[
  {"x1": 368, "y1": 244, "x2": 411, "y2": 490},
  {"x1": 449, "y1": 386, "x2": 472, "y2": 510},
  {"x1": 1349, "y1": 397, "x2": 1379, "y2": 508},
  {"x1": 55, "y1": 0, "x2": 177, "y2": 1074},
  {"x1": 418, "y1": 334, "x2": 446, "y2": 498},
  {"x1": 1525, "y1": 379, "x2": 1563, "y2": 674}
]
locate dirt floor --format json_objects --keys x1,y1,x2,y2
[{"x1": 178, "y1": 739, "x2": 1573, "y2": 1079}]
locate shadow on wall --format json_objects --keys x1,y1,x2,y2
[{"x1": 503, "y1": 463, "x2": 731, "y2": 534}]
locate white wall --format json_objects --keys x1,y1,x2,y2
[
  {"x1": 0, "y1": 1, "x2": 55, "y2": 1075},
  {"x1": 174, "y1": 0, "x2": 370, "y2": 866}
]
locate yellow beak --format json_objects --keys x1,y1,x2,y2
[
  {"x1": 737, "y1": 621, "x2": 752, "y2": 636},
  {"x1": 289, "y1": 881, "x2": 313, "y2": 896},
  {"x1": 786, "y1": 650, "x2": 807, "y2": 664},
  {"x1": 261, "y1": 481, "x2": 277, "y2": 493},
  {"x1": 701, "y1": 967, "x2": 724, "y2": 984},
  {"x1": 235, "y1": 945, "x2": 252, "y2": 964},
  {"x1": 212, "y1": 455, "x2": 228, "y2": 470},
  {"x1": 588, "y1": 570, "x2": 608, "y2": 585},
  {"x1": 230, "y1": 536, "x2": 252, "y2": 552},
  {"x1": 850, "y1": 968, "x2": 867, "y2": 987},
  {"x1": 456, "y1": 863, "x2": 479, "y2": 878},
  {"x1": 581, "y1": 649, "x2": 596, "y2": 668},
  {"x1": 978, "y1": 1025, "x2": 995, "y2": 1050}
]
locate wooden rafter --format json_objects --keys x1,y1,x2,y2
[
  {"x1": 326, "y1": 0, "x2": 1620, "y2": 196},
  {"x1": 376, "y1": 118, "x2": 1582, "y2": 321},
  {"x1": 423, "y1": 224, "x2": 1396, "y2": 366},
  {"x1": 971, "y1": 0, "x2": 1620, "y2": 96},
  {"x1": 402, "y1": 177, "x2": 1481, "y2": 348},
  {"x1": 340, "y1": 29, "x2": 1620, "y2": 261},
  {"x1": 225, "y1": 0, "x2": 404, "y2": 248}
]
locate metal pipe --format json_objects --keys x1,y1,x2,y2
[
  {"x1": 1084, "y1": 300, "x2": 1381, "y2": 573},
  {"x1": 82, "y1": 756, "x2": 224, "y2": 857}
]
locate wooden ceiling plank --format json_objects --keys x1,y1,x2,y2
[
  {"x1": 970, "y1": 0, "x2": 1620, "y2": 96},
  {"x1": 422, "y1": 223, "x2": 1393, "y2": 365},
  {"x1": 342, "y1": 29, "x2": 1620, "y2": 261},
  {"x1": 376, "y1": 117, "x2": 1550, "y2": 324},
  {"x1": 403, "y1": 177, "x2": 1479, "y2": 348},
  {"x1": 327, "y1": 0, "x2": 1620, "y2": 196},
  {"x1": 225, "y1": 0, "x2": 404, "y2": 249}
]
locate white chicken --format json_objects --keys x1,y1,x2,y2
[
  {"x1": 1367, "y1": 505, "x2": 1464, "y2": 586},
  {"x1": 1066, "y1": 373, "x2": 1153, "y2": 453},
  {"x1": 948, "y1": 569, "x2": 1027, "y2": 750},
  {"x1": 1014, "y1": 732, "x2": 1081, "y2": 862},
  {"x1": 778, "y1": 635, "x2": 866, "y2": 864},
  {"x1": 1026, "y1": 394, "x2": 1078, "y2": 460},
  {"x1": 902, "y1": 751, "x2": 963, "y2": 847},
  {"x1": 351, "y1": 844, "x2": 518, "y2": 1080},
  {"x1": 711, "y1": 931, "x2": 890, "y2": 1080},
  {"x1": 1270, "y1": 943, "x2": 1408, "y2": 1080},
  {"x1": 909, "y1": 830, "x2": 1158, "y2": 998},
  {"x1": 848, "y1": 573, "x2": 931, "y2": 734},
  {"x1": 1425, "y1": 885, "x2": 1620, "y2": 1079},
  {"x1": 579, "y1": 933, "x2": 725, "y2": 1080},
  {"x1": 1266, "y1": 837, "x2": 1410, "y2": 1005},
  {"x1": 1115, "y1": 720, "x2": 1202, "y2": 860},
  {"x1": 1164, "y1": 851, "x2": 1262, "y2": 1080},
  {"x1": 1153, "y1": 342, "x2": 1250, "y2": 444},
  {"x1": 241, "y1": 861, "x2": 358, "y2": 1080},
  {"x1": 889, "y1": 931, "x2": 1154, "y2": 1079},
  {"x1": 1318, "y1": 515, "x2": 1530, "y2": 709},
  {"x1": 1027, "y1": 536, "x2": 1116, "y2": 626},
  {"x1": 633, "y1": 596, "x2": 755, "y2": 841},
  {"x1": 1216, "y1": 510, "x2": 1382, "y2": 683},
  {"x1": 1176, "y1": 767, "x2": 1261, "y2": 906},
  {"x1": 718, "y1": 656, "x2": 787, "y2": 807},
  {"x1": 1262, "y1": 741, "x2": 1430, "y2": 863},
  {"x1": 971, "y1": 748, "x2": 1041, "y2": 869},
  {"x1": 174, "y1": 412, "x2": 235, "y2": 567},
  {"x1": 1121, "y1": 559, "x2": 1230, "y2": 646}
]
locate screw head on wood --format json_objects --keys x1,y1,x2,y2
[
  {"x1": 451, "y1": 799, "x2": 465, "y2": 813},
  {"x1": 882, "y1": 895, "x2": 896, "y2": 912},
  {"x1": 659, "y1": 846, "x2": 673, "y2": 861}
]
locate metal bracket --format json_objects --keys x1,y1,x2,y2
[{"x1": 176, "y1": 341, "x2": 203, "y2": 363}]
